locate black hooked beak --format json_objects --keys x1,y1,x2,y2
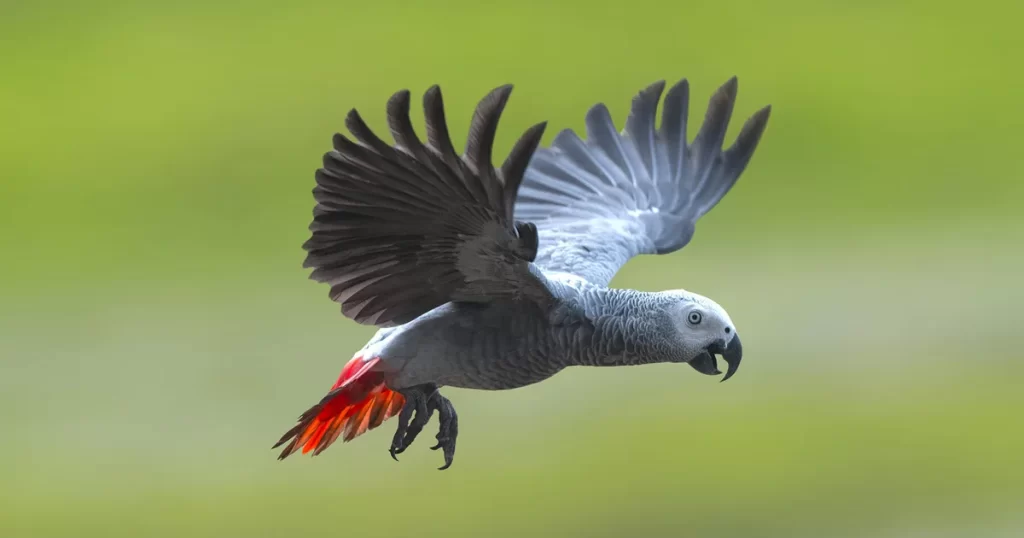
[{"x1": 688, "y1": 334, "x2": 743, "y2": 382}]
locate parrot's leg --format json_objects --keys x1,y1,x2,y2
[
  {"x1": 389, "y1": 384, "x2": 436, "y2": 460},
  {"x1": 387, "y1": 384, "x2": 459, "y2": 470},
  {"x1": 428, "y1": 392, "x2": 459, "y2": 470}
]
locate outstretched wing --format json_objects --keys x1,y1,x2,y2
[
  {"x1": 304, "y1": 85, "x2": 554, "y2": 327},
  {"x1": 515, "y1": 77, "x2": 771, "y2": 286}
]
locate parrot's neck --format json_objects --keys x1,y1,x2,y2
[{"x1": 563, "y1": 288, "x2": 685, "y2": 368}]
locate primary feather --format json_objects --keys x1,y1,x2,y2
[
  {"x1": 304, "y1": 85, "x2": 554, "y2": 327},
  {"x1": 516, "y1": 77, "x2": 771, "y2": 286}
]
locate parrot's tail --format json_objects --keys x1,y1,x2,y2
[{"x1": 273, "y1": 356, "x2": 405, "y2": 459}]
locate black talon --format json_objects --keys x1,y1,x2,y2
[
  {"x1": 388, "y1": 385, "x2": 440, "y2": 460},
  {"x1": 387, "y1": 385, "x2": 458, "y2": 469},
  {"x1": 433, "y1": 395, "x2": 458, "y2": 470},
  {"x1": 389, "y1": 394, "x2": 416, "y2": 460},
  {"x1": 400, "y1": 387, "x2": 435, "y2": 449}
]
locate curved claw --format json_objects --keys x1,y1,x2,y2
[
  {"x1": 399, "y1": 395, "x2": 433, "y2": 449},
  {"x1": 389, "y1": 387, "x2": 424, "y2": 461},
  {"x1": 433, "y1": 396, "x2": 458, "y2": 470},
  {"x1": 388, "y1": 385, "x2": 458, "y2": 469},
  {"x1": 437, "y1": 436, "x2": 456, "y2": 470}
]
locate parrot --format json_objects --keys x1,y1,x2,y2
[{"x1": 273, "y1": 76, "x2": 770, "y2": 469}]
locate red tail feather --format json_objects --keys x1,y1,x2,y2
[{"x1": 274, "y1": 356, "x2": 405, "y2": 459}]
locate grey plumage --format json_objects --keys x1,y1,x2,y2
[
  {"x1": 277, "y1": 77, "x2": 769, "y2": 468},
  {"x1": 369, "y1": 287, "x2": 701, "y2": 391},
  {"x1": 517, "y1": 77, "x2": 771, "y2": 286}
]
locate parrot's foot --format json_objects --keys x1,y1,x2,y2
[
  {"x1": 388, "y1": 384, "x2": 459, "y2": 469},
  {"x1": 389, "y1": 384, "x2": 434, "y2": 460}
]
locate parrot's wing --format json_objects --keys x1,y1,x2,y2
[
  {"x1": 304, "y1": 85, "x2": 554, "y2": 327},
  {"x1": 516, "y1": 78, "x2": 771, "y2": 287}
]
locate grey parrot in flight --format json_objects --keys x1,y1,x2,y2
[{"x1": 273, "y1": 76, "x2": 771, "y2": 469}]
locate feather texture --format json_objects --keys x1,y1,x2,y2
[
  {"x1": 517, "y1": 77, "x2": 771, "y2": 285},
  {"x1": 304, "y1": 85, "x2": 554, "y2": 327}
]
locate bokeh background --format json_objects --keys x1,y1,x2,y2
[{"x1": 3, "y1": 1, "x2": 1023, "y2": 537}]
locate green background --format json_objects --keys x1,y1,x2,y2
[{"x1": 2, "y1": 1, "x2": 1022, "y2": 536}]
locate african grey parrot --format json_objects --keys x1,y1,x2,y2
[{"x1": 274, "y1": 77, "x2": 771, "y2": 469}]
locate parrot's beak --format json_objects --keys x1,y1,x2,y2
[
  {"x1": 689, "y1": 334, "x2": 743, "y2": 382},
  {"x1": 687, "y1": 350, "x2": 721, "y2": 376}
]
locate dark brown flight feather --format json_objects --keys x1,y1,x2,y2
[{"x1": 303, "y1": 84, "x2": 553, "y2": 327}]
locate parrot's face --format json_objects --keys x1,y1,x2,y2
[{"x1": 668, "y1": 291, "x2": 744, "y2": 381}]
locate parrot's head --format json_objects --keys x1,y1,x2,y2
[{"x1": 665, "y1": 290, "x2": 743, "y2": 381}]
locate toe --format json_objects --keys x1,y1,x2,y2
[{"x1": 437, "y1": 438, "x2": 456, "y2": 470}]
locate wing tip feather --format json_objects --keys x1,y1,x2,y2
[
  {"x1": 517, "y1": 75, "x2": 772, "y2": 263},
  {"x1": 465, "y1": 83, "x2": 516, "y2": 168}
]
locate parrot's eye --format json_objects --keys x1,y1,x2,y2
[{"x1": 687, "y1": 311, "x2": 703, "y2": 325}]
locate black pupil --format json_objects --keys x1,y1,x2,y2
[{"x1": 690, "y1": 313, "x2": 700, "y2": 323}]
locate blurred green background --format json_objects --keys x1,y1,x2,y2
[{"x1": 2, "y1": 1, "x2": 1023, "y2": 537}]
